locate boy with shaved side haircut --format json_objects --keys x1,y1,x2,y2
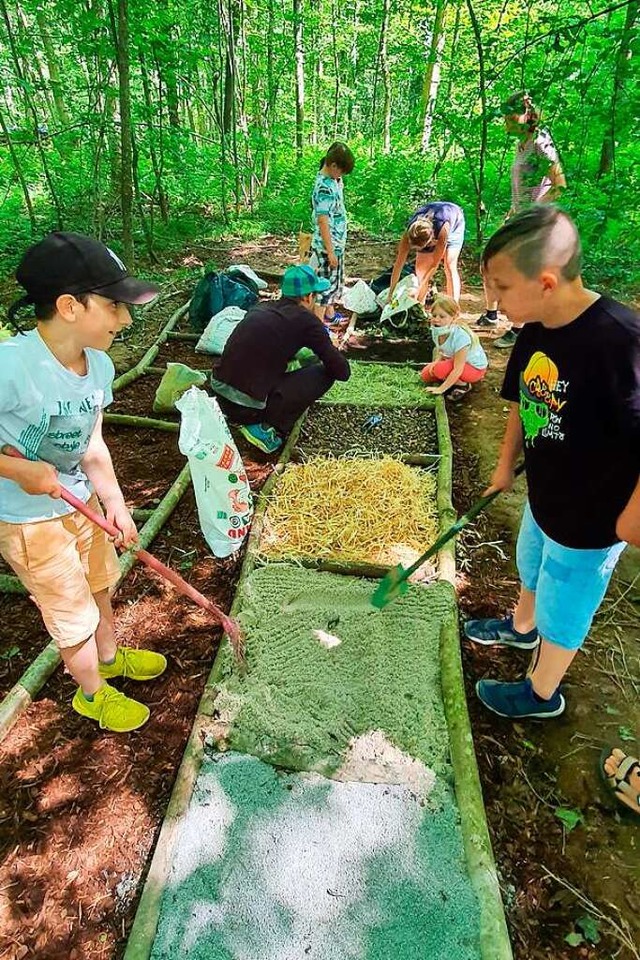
[{"x1": 464, "y1": 206, "x2": 640, "y2": 719}]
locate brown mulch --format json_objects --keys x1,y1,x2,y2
[
  {"x1": 449, "y1": 441, "x2": 634, "y2": 960},
  {"x1": 0, "y1": 342, "x2": 274, "y2": 960}
]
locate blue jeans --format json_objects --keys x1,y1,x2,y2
[{"x1": 516, "y1": 502, "x2": 626, "y2": 650}]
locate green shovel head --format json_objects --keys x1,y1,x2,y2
[{"x1": 370, "y1": 564, "x2": 410, "y2": 609}]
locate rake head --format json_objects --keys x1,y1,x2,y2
[{"x1": 370, "y1": 565, "x2": 410, "y2": 610}]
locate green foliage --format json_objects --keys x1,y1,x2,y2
[
  {"x1": 0, "y1": 0, "x2": 637, "y2": 297},
  {"x1": 554, "y1": 807, "x2": 583, "y2": 831}
]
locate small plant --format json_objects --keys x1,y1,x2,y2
[
  {"x1": 0, "y1": 645, "x2": 20, "y2": 661},
  {"x1": 565, "y1": 913, "x2": 601, "y2": 947},
  {"x1": 554, "y1": 807, "x2": 583, "y2": 832}
]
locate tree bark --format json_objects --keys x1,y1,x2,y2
[
  {"x1": 0, "y1": 101, "x2": 36, "y2": 230},
  {"x1": 35, "y1": 9, "x2": 71, "y2": 130},
  {"x1": 420, "y1": 0, "x2": 447, "y2": 152},
  {"x1": 380, "y1": 0, "x2": 391, "y2": 153},
  {"x1": 293, "y1": 0, "x2": 305, "y2": 162},
  {"x1": 597, "y1": 0, "x2": 638, "y2": 179},
  {"x1": 113, "y1": 0, "x2": 134, "y2": 264},
  {"x1": 464, "y1": 0, "x2": 487, "y2": 245}
]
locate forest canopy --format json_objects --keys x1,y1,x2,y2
[{"x1": 0, "y1": 0, "x2": 638, "y2": 293}]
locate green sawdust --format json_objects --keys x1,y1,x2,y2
[
  {"x1": 320, "y1": 361, "x2": 435, "y2": 408},
  {"x1": 259, "y1": 457, "x2": 439, "y2": 567},
  {"x1": 213, "y1": 564, "x2": 454, "y2": 778},
  {"x1": 150, "y1": 752, "x2": 482, "y2": 960}
]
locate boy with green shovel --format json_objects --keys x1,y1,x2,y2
[{"x1": 464, "y1": 206, "x2": 640, "y2": 720}]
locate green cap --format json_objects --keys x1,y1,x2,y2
[{"x1": 281, "y1": 264, "x2": 331, "y2": 298}]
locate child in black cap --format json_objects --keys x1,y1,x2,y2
[{"x1": 0, "y1": 232, "x2": 166, "y2": 733}]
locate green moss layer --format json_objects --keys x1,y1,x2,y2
[
  {"x1": 150, "y1": 752, "x2": 482, "y2": 960},
  {"x1": 214, "y1": 564, "x2": 454, "y2": 778},
  {"x1": 320, "y1": 362, "x2": 435, "y2": 408}
]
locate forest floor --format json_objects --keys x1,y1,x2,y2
[{"x1": 0, "y1": 234, "x2": 638, "y2": 960}]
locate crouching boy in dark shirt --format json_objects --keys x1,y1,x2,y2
[
  {"x1": 464, "y1": 205, "x2": 640, "y2": 719},
  {"x1": 210, "y1": 264, "x2": 350, "y2": 453}
]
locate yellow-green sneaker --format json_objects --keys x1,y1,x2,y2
[
  {"x1": 99, "y1": 647, "x2": 167, "y2": 681},
  {"x1": 72, "y1": 682, "x2": 150, "y2": 732}
]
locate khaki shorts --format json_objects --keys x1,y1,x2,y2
[{"x1": 0, "y1": 495, "x2": 120, "y2": 648}]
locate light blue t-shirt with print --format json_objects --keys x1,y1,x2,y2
[
  {"x1": 312, "y1": 173, "x2": 347, "y2": 255},
  {"x1": 430, "y1": 324, "x2": 488, "y2": 370},
  {"x1": 0, "y1": 329, "x2": 114, "y2": 522}
]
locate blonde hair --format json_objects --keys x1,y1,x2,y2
[
  {"x1": 431, "y1": 295, "x2": 459, "y2": 319},
  {"x1": 407, "y1": 216, "x2": 435, "y2": 248},
  {"x1": 431, "y1": 296, "x2": 480, "y2": 349}
]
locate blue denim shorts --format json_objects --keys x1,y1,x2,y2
[{"x1": 516, "y1": 502, "x2": 626, "y2": 650}]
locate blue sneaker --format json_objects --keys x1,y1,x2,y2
[
  {"x1": 464, "y1": 614, "x2": 539, "y2": 650},
  {"x1": 238, "y1": 423, "x2": 282, "y2": 454},
  {"x1": 476, "y1": 677, "x2": 565, "y2": 719}
]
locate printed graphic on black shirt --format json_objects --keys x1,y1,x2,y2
[{"x1": 519, "y1": 351, "x2": 569, "y2": 445}]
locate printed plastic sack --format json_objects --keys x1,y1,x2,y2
[
  {"x1": 189, "y1": 272, "x2": 258, "y2": 333},
  {"x1": 175, "y1": 387, "x2": 253, "y2": 557},
  {"x1": 369, "y1": 263, "x2": 415, "y2": 296},
  {"x1": 376, "y1": 273, "x2": 419, "y2": 309},
  {"x1": 226, "y1": 264, "x2": 268, "y2": 291},
  {"x1": 379, "y1": 276, "x2": 427, "y2": 330},
  {"x1": 153, "y1": 363, "x2": 208, "y2": 413},
  {"x1": 341, "y1": 280, "x2": 378, "y2": 315},
  {"x1": 195, "y1": 306, "x2": 246, "y2": 355}
]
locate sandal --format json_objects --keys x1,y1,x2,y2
[
  {"x1": 599, "y1": 746, "x2": 640, "y2": 818},
  {"x1": 447, "y1": 383, "x2": 472, "y2": 401}
]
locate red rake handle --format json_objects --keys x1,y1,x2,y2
[{"x1": 2, "y1": 445, "x2": 237, "y2": 637}]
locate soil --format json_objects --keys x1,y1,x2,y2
[
  {"x1": 0, "y1": 237, "x2": 637, "y2": 960},
  {"x1": 296, "y1": 404, "x2": 437, "y2": 459}
]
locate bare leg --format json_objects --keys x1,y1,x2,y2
[
  {"x1": 512, "y1": 585, "x2": 536, "y2": 633},
  {"x1": 527, "y1": 637, "x2": 577, "y2": 699},
  {"x1": 314, "y1": 303, "x2": 326, "y2": 321},
  {"x1": 443, "y1": 247, "x2": 462, "y2": 302},
  {"x1": 60, "y1": 636, "x2": 102, "y2": 696},
  {"x1": 93, "y1": 587, "x2": 118, "y2": 663}
]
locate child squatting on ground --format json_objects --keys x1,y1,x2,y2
[
  {"x1": 420, "y1": 296, "x2": 488, "y2": 400},
  {"x1": 309, "y1": 141, "x2": 355, "y2": 322},
  {"x1": 464, "y1": 206, "x2": 640, "y2": 721},
  {"x1": 0, "y1": 232, "x2": 166, "y2": 733}
]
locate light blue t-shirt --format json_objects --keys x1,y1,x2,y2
[
  {"x1": 312, "y1": 173, "x2": 347, "y2": 255},
  {"x1": 430, "y1": 324, "x2": 488, "y2": 370},
  {"x1": 0, "y1": 329, "x2": 114, "y2": 522}
]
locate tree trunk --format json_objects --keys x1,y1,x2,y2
[
  {"x1": 597, "y1": 0, "x2": 638, "y2": 179},
  {"x1": 465, "y1": 0, "x2": 487, "y2": 245},
  {"x1": 420, "y1": 0, "x2": 447, "y2": 152},
  {"x1": 380, "y1": 0, "x2": 391, "y2": 153},
  {"x1": 0, "y1": 0, "x2": 63, "y2": 226},
  {"x1": 139, "y1": 45, "x2": 169, "y2": 221},
  {"x1": 0, "y1": 101, "x2": 36, "y2": 230},
  {"x1": 35, "y1": 9, "x2": 71, "y2": 130},
  {"x1": 293, "y1": 0, "x2": 305, "y2": 162},
  {"x1": 331, "y1": 0, "x2": 340, "y2": 138},
  {"x1": 113, "y1": 0, "x2": 134, "y2": 264}
]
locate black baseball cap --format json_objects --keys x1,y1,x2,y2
[{"x1": 14, "y1": 232, "x2": 159, "y2": 306}]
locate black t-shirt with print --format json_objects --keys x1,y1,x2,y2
[{"x1": 501, "y1": 295, "x2": 640, "y2": 548}]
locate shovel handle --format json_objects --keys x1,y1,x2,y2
[{"x1": 1, "y1": 444, "x2": 237, "y2": 635}]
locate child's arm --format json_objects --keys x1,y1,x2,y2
[
  {"x1": 317, "y1": 215, "x2": 338, "y2": 267},
  {"x1": 486, "y1": 404, "x2": 523, "y2": 493},
  {"x1": 81, "y1": 413, "x2": 138, "y2": 547},
  {"x1": 424, "y1": 346, "x2": 467, "y2": 395},
  {"x1": 0, "y1": 451, "x2": 61, "y2": 497},
  {"x1": 616, "y1": 475, "x2": 640, "y2": 547},
  {"x1": 388, "y1": 234, "x2": 411, "y2": 299}
]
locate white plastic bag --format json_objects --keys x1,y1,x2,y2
[
  {"x1": 175, "y1": 387, "x2": 253, "y2": 557},
  {"x1": 195, "y1": 306, "x2": 246, "y2": 355},
  {"x1": 226, "y1": 264, "x2": 268, "y2": 290},
  {"x1": 376, "y1": 273, "x2": 419, "y2": 308},
  {"x1": 341, "y1": 280, "x2": 378, "y2": 315}
]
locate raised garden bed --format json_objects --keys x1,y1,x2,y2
[
  {"x1": 297, "y1": 403, "x2": 437, "y2": 460},
  {"x1": 321, "y1": 361, "x2": 435, "y2": 408}
]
